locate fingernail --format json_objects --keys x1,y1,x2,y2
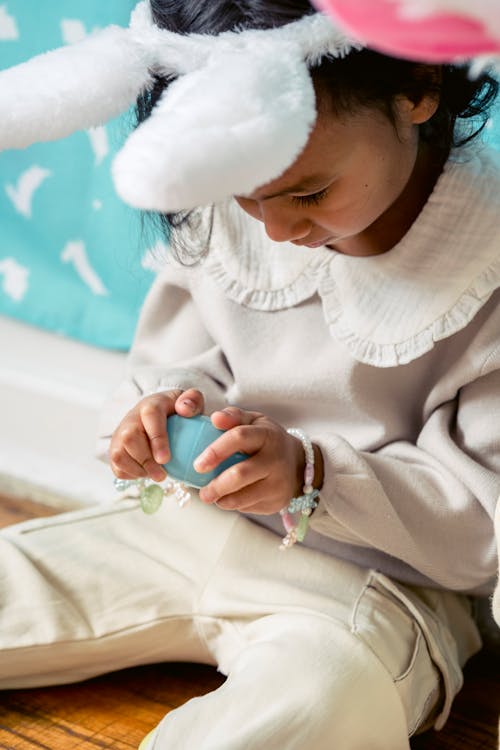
[
  {"x1": 182, "y1": 398, "x2": 197, "y2": 411},
  {"x1": 199, "y1": 487, "x2": 215, "y2": 504},
  {"x1": 155, "y1": 448, "x2": 169, "y2": 463},
  {"x1": 193, "y1": 451, "x2": 208, "y2": 471},
  {"x1": 150, "y1": 466, "x2": 167, "y2": 482}
]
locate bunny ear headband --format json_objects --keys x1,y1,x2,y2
[
  {"x1": 314, "y1": 0, "x2": 500, "y2": 63},
  {"x1": 0, "y1": 1, "x2": 356, "y2": 212}
]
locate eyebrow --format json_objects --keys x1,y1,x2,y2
[{"x1": 251, "y1": 174, "x2": 331, "y2": 201}]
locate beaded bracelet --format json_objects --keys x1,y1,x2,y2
[
  {"x1": 280, "y1": 428, "x2": 319, "y2": 550},
  {"x1": 114, "y1": 476, "x2": 191, "y2": 514}
]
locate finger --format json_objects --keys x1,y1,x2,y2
[
  {"x1": 119, "y1": 446, "x2": 167, "y2": 483},
  {"x1": 112, "y1": 465, "x2": 145, "y2": 481},
  {"x1": 215, "y1": 494, "x2": 277, "y2": 514},
  {"x1": 198, "y1": 456, "x2": 267, "y2": 505},
  {"x1": 210, "y1": 406, "x2": 262, "y2": 431},
  {"x1": 140, "y1": 398, "x2": 173, "y2": 464},
  {"x1": 210, "y1": 479, "x2": 280, "y2": 514},
  {"x1": 175, "y1": 388, "x2": 205, "y2": 418},
  {"x1": 115, "y1": 471, "x2": 138, "y2": 482},
  {"x1": 194, "y1": 424, "x2": 266, "y2": 474},
  {"x1": 113, "y1": 425, "x2": 167, "y2": 482},
  {"x1": 237, "y1": 499, "x2": 286, "y2": 515},
  {"x1": 141, "y1": 455, "x2": 168, "y2": 482},
  {"x1": 109, "y1": 445, "x2": 147, "y2": 479}
]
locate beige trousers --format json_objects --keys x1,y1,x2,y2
[{"x1": 0, "y1": 497, "x2": 481, "y2": 750}]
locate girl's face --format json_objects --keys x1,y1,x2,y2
[{"x1": 235, "y1": 91, "x2": 440, "y2": 256}]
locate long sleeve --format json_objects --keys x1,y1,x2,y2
[
  {"x1": 310, "y1": 349, "x2": 500, "y2": 592},
  {"x1": 97, "y1": 266, "x2": 234, "y2": 460}
]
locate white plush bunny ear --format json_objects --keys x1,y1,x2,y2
[
  {"x1": 0, "y1": 26, "x2": 152, "y2": 150},
  {"x1": 113, "y1": 44, "x2": 316, "y2": 211},
  {"x1": 113, "y1": 12, "x2": 356, "y2": 212},
  {"x1": 0, "y1": 1, "x2": 163, "y2": 150},
  {"x1": 0, "y1": 2, "x2": 356, "y2": 211}
]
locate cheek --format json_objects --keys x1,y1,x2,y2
[
  {"x1": 376, "y1": 146, "x2": 417, "y2": 206},
  {"x1": 345, "y1": 148, "x2": 413, "y2": 213},
  {"x1": 314, "y1": 179, "x2": 378, "y2": 229},
  {"x1": 313, "y1": 171, "x2": 395, "y2": 233}
]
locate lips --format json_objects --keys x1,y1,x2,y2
[{"x1": 300, "y1": 237, "x2": 334, "y2": 248}]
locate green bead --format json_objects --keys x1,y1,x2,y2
[
  {"x1": 140, "y1": 484, "x2": 164, "y2": 514},
  {"x1": 296, "y1": 513, "x2": 310, "y2": 542}
]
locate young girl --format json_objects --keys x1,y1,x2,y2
[{"x1": 1, "y1": 2, "x2": 499, "y2": 749}]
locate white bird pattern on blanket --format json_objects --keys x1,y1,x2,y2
[
  {"x1": 0, "y1": 257, "x2": 29, "y2": 301},
  {"x1": 61, "y1": 241, "x2": 109, "y2": 296},
  {"x1": 0, "y1": 5, "x2": 18, "y2": 40},
  {"x1": 5, "y1": 165, "x2": 52, "y2": 218}
]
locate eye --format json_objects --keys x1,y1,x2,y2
[{"x1": 291, "y1": 187, "x2": 329, "y2": 207}]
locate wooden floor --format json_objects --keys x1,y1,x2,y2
[{"x1": 0, "y1": 495, "x2": 498, "y2": 750}]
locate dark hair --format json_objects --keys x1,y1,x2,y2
[{"x1": 137, "y1": 0, "x2": 499, "y2": 257}]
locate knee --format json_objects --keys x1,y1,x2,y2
[{"x1": 244, "y1": 615, "x2": 411, "y2": 749}]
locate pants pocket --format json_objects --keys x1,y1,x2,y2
[{"x1": 351, "y1": 571, "x2": 456, "y2": 736}]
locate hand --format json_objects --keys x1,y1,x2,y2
[
  {"x1": 195, "y1": 407, "x2": 323, "y2": 515},
  {"x1": 109, "y1": 388, "x2": 205, "y2": 482}
]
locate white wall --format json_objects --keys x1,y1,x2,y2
[{"x1": 0, "y1": 315, "x2": 127, "y2": 508}]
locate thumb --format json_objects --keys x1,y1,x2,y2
[
  {"x1": 175, "y1": 388, "x2": 205, "y2": 417},
  {"x1": 211, "y1": 406, "x2": 263, "y2": 431}
]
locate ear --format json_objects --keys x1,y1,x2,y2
[
  {"x1": 408, "y1": 92, "x2": 440, "y2": 125},
  {"x1": 395, "y1": 65, "x2": 442, "y2": 127},
  {"x1": 393, "y1": 89, "x2": 440, "y2": 130}
]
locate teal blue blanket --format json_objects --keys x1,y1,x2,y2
[{"x1": 0, "y1": 1, "x2": 158, "y2": 350}]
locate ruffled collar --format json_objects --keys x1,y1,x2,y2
[{"x1": 201, "y1": 146, "x2": 500, "y2": 367}]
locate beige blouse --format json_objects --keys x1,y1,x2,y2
[{"x1": 99, "y1": 145, "x2": 500, "y2": 596}]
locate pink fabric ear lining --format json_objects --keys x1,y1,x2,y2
[{"x1": 313, "y1": 0, "x2": 500, "y2": 61}]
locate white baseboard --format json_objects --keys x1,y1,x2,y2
[{"x1": 0, "y1": 315, "x2": 127, "y2": 506}]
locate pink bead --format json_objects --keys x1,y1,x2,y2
[
  {"x1": 281, "y1": 512, "x2": 296, "y2": 533},
  {"x1": 305, "y1": 463, "x2": 314, "y2": 487}
]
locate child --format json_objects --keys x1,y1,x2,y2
[{"x1": 1, "y1": 2, "x2": 499, "y2": 749}]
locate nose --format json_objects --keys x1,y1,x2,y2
[
  {"x1": 235, "y1": 196, "x2": 308, "y2": 244},
  {"x1": 259, "y1": 201, "x2": 312, "y2": 243}
]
